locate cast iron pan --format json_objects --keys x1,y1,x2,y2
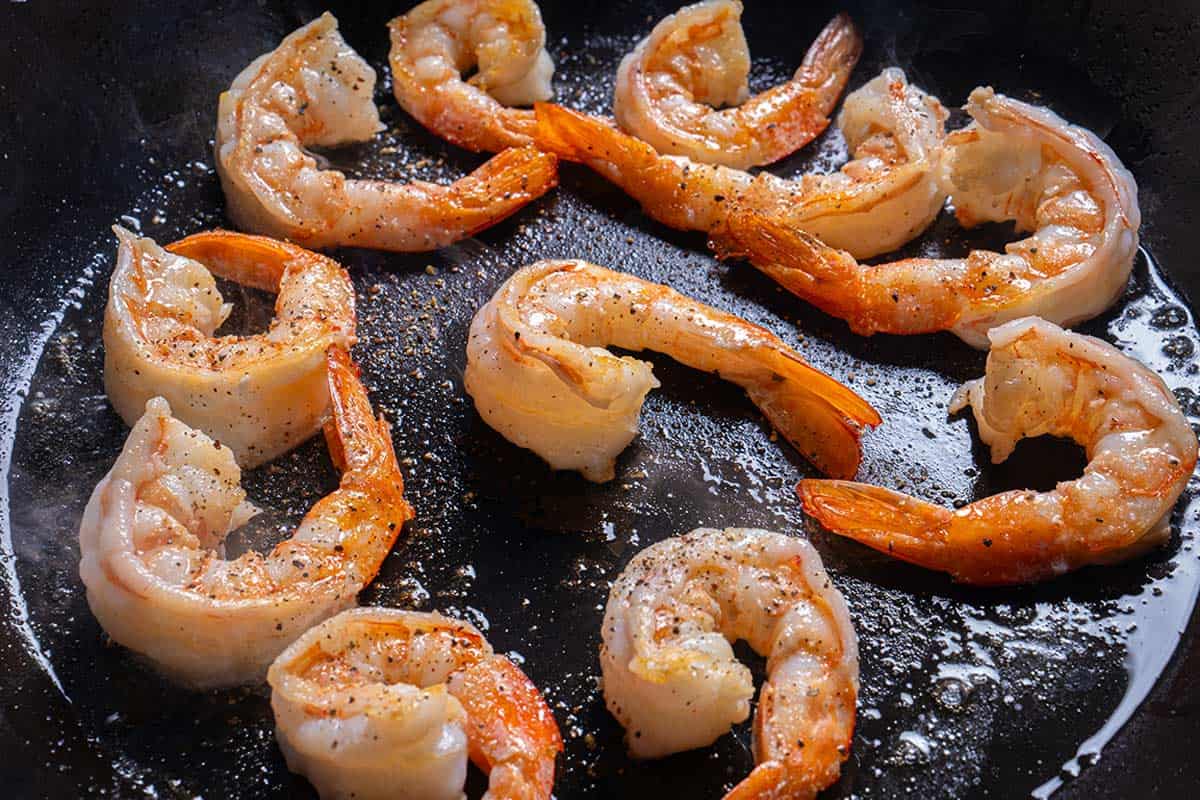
[{"x1": 3, "y1": 0, "x2": 1200, "y2": 797}]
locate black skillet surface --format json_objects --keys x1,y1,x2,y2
[{"x1": 3, "y1": 0, "x2": 1200, "y2": 797}]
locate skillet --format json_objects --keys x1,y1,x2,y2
[{"x1": 2, "y1": 0, "x2": 1200, "y2": 796}]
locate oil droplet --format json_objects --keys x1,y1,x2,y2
[
  {"x1": 891, "y1": 730, "x2": 933, "y2": 765},
  {"x1": 933, "y1": 676, "x2": 973, "y2": 711},
  {"x1": 1150, "y1": 304, "x2": 1188, "y2": 329},
  {"x1": 1163, "y1": 335, "x2": 1195, "y2": 359}
]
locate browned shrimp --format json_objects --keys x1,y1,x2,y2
[
  {"x1": 217, "y1": 12, "x2": 557, "y2": 251},
  {"x1": 388, "y1": 0, "x2": 555, "y2": 152},
  {"x1": 537, "y1": 68, "x2": 947, "y2": 258},
  {"x1": 614, "y1": 1, "x2": 861, "y2": 168},
  {"x1": 79, "y1": 347, "x2": 414, "y2": 687},
  {"x1": 268, "y1": 607, "x2": 562, "y2": 800},
  {"x1": 602, "y1": 527, "x2": 858, "y2": 799},
  {"x1": 465, "y1": 259, "x2": 880, "y2": 481},
  {"x1": 713, "y1": 88, "x2": 1141, "y2": 347},
  {"x1": 104, "y1": 227, "x2": 356, "y2": 468},
  {"x1": 800, "y1": 318, "x2": 1197, "y2": 585}
]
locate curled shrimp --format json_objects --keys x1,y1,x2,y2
[
  {"x1": 800, "y1": 318, "x2": 1198, "y2": 585},
  {"x1": 388, "y1": 0, "x2": 555, "y2": 153},
  {"x1": 267, "y1": 607, "x2": 562, "y2": 800},
  {"x1": 601, "y1": 527, "x2": 858, "y2": 799},
  {"x1": 104, "y1": 227, "x2": 355, "y2": 468},
  {"x1": 464, "y1": 259, "x2": 880, "y2": 482},
  {"x1": 614, "y1": 2, "x2": 861, "y2": 169},
  {"x1": 79, "y1": 347, "x2": 413, "y2": 687},
  {"x1": 714, "y1": 87, "x2": 1140, "y2": 348},
  {"x1": 536, "y1": 68, "x2": 947, "y2": 259},
  {"x1": 216, "y1": 12, "x2": 557, "y2": 252}
]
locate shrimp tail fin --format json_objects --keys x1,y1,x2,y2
[
  {"x1": 799, "y1": 13, "x2": 863, "y2": 104},
  {"x1": 450, "y1": 655, "x2": 563, "y2": 798},
  {"x1": 747, "y1": 355, "x2": 880, "y2": 479},
  {"x1": 726, "y1": 758, "x2": 842, "y2": 800},
  {"x1": 710, "y1": 208, "x2": 859, "y2": 286},
  {"x1": 534, "y1": 102, "x2": 656, "y2": 169},
  {"x1": 735, "y1": 13, "x2": 862, "y2": 166},
  {"x1": 709, "y1": 209, "x2": 870, "y2": 327},
  {"x1": 798, "y1": 479, "x2": 955, "y2": 571},
  {"x1": 535, "y1": 102, "x2": 736, "y2": 231},
  {"x1": 166, "y1": 229, "x2": 300, "y2": 292},
  {"x1": 323, "y1": 347, "x2": 413, "y2": 523},
  {"x1": 449, "y1": 146, "x2": 559, "y2": 236}
]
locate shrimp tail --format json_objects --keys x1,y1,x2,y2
[
  {"x1": 798, "y1": 479, "x2": 954, "y2": 572},
  {"x1": 534, "y1": 102, "x2": 653, "y2": 169},
  {"x1": 799, "y1": 13, "x2": 863, "y2": 104},
  {"x1": 323, "y1": 347, "x2": 412, "y2": 522},
  {"x1": 446, "y1": 146, "x2": 559, "y2": 236},
  {"x1": 726, "y1": 667, "x2": 854, "y2": 799},
  {"x1": 747, "y1": 355, "x2": 880, "y2": 479},
  {"x1": 166, "y1": 229, "x2": 309, "y2": 292},
  {"x1": 710, "y1": 210, "x2": 874, "y2": 330},
  {"x1": 535, "y1": 102, "x2": 740, "y2": 231},
  {"x1": 725, "y1": 758, "x2": 835, "y2": 800},
  {"x1": 450, "y1": 655, "x2": 563, "y2": 799},
  {"x1": 736, "y1": 13, "x2": 863, "y2": 166},
  {"x1": 711, "y1": 208, "x2": 859, "y2": 289}
]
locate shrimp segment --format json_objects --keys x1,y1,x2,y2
[
  {"x1": 714, "y1": 87, "x2": 1140, "y2": 347},
  {"x1": 79, "y1": 347, "x2": 413, "y2": 687},
  {"x1": 536, "y1": 68, "x2": 947, "y2": 259},
  {"x1": 800, "y1": 318, "x2": 1197, "y2": 585},
  {"x1": 267, "y1": 607, "x2": 562, "y2": 800},
  {"x1": 464, "y1": 260, "x2": 880, "y2": 482},
  {"x1": 217, "y1": 12, "x2": 557, "y2": 252},
  {"x1": 614, "y1": 2, "x2": 861, "y2": 169},
  {"x1": 388, "y1": 0, "x2": 555, "y2": 152},
  {"x1": 104, "y1": 227, "x2": 355, "y2": 468},
  {"x1": 602, "y1": 528, "x2": 858, "y2": 799}
]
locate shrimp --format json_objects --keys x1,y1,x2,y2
[
  {"x1": 613, "y1": 2, "x2": 861, "y2": 169},
  {"x1": 79, "y1": 347, "x2": 414, "y2": 687},
  {"x1": 713, "y1": 87, "x2": 1141, "y2": 348},
  {"x1": 536, "y1": 68, "x2": 947, "y2": 259},
  {"x1": 601, "y1": 527, "x2": 858, "y2": 799},
  {"x1": 799, "y1": 318, "x2": 1198, "y2": 585},
  {"x1": 216, "y1": 12, "x2": 557, "y2": 252},
  {"x1": 267, "y1": 607, "x2": 562, "y2": 800},
  {"x1": 464, "y1": 260, "x2": 880, "y2": 482},
  {"x1": 388, "y1": 0, "x2": 555, "y2": 153},
  {"x1": 103, "y1": 227, "x2": 355, "y2": 469}
]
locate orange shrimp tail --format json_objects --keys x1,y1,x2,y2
[
  {"x1": 754, "y1": 13, "x2": 861, "y2": 160},
  {"x1": 800, "y1": 14, "x2": 863, "y2": 99},
  {"x1": 534, "y1": 102, "x2": 654, "y2": 168},
  {"x1": 451, "y1": 655, "x2": 563, "y2": 800},
  {"x1": 535, "y1": 102, "x2": 734, "y2": 231},
  {"x1": 748, "y1": 354, "x2": 880, "y2": 479},
  {"x1": 323, "y1": 346, "x2": 413, "y2": 522},
  {"x1": 167, "y1": 228, "x2": 320, "y2": 292},
  {"x1": 728, "y1": 676, "x2": 854, "y2": 800},
  {"x1": 711, "y1": 209, "x2": 859, "y2": 294},
  {"x1": 447, "y1": 146, "x2": 559, "y2": 237},
  {"x1": 710, "y1": 209, "x2": 883, "y2": 332},
  {"x1": 719, "y1": 14, "x2": 861, "y2": 166},
  {"x1": 726, "y1": 759, "x2": 838, "y2": 800},
  {"x1": 798, "y1": 479, "x2": 955, "y2": 573}
]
